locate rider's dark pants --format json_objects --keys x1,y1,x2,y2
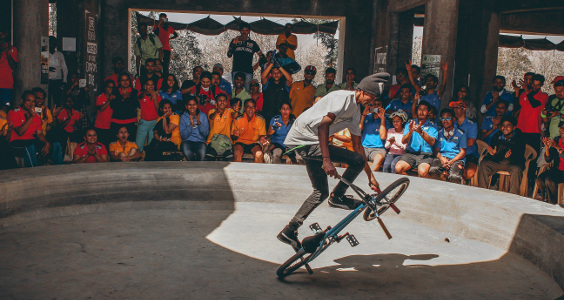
[{"x1": 289, "y1": 144, "x2": 365, "y2": 229}]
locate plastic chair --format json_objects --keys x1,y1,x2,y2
[{"x1": 496, "y1": 144, "x2": 537, "y2": 196}]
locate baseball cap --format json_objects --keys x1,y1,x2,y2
[{"x1": 449, "y1": 100, "x2": 466, "y2": 108}]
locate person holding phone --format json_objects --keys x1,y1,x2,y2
[
  {"x1": 153, "y1": 13, "x2": 178, "y2": 75},
  {"x1": 360, "y1": 97, "x2": 387, "y2": 171}
]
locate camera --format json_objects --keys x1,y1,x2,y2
[
  {"x1": 371, "y1": 107, "x2": 379, "y2": 114},
  {"x1": 198, "y1": 94, "x2": 208, "y2": 105}
]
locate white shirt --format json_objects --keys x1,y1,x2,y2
[
  {"x1": 284, "y1": 90, "x2": 361, "y2": 146},
  {"x1": 49, "y1": 50, "x2": 68, "y2": 82}
]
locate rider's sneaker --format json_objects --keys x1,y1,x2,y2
[
  {"x1": 328, "y1": 194, "x2": 363, "y2": 210},
  {"x1": 277, "y1": 225, "x2": 301, "y2": 251}
]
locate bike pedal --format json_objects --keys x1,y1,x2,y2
[
  {"x1": 309, "y1": 222, "x2": 322, "y2": 233},
  {"x1": 346, "y1": 234, "x2": 359, "y2": 247}
]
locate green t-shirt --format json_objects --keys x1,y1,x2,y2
[
  {"x1": 315, "y1": 83, "x2": 341, "y2": 98},
  {"x1": 546, "y1": 96, "x2": 564, "y2": 138}
]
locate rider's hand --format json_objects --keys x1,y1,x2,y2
[
  {"x1": 322, "y1": 158, "x2": 339, "y2": 178},
  {"x1": 369, "y1": 177, "x2": 380, "y2": 192}
]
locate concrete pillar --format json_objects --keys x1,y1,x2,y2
[
  {"x1": 453, "y1": 0, "x2": 499, "y2": 116},
  {"x1": 13, "y1": 0, "x2": 49, "y2": 104},
  {"x1": 342, "y1": 1, "x2": 375, "y2": 79},
  {"x1": 100, "y1": 0, "x2": 129, "y2": 81},
  {"x1": 387, "y1": 11, "x2": 414, "y2": 78},
  {"x1": 421, "y1": 0, "x2": 460, "y2": 107}
]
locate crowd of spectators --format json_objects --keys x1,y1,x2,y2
[{"x1": 0, "y1": 22, "x2": 563, "y2": 205}]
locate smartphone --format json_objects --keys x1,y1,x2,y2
[
  {"x1": 79, "y1": 79, "x2": 86, "y2": 88},
  {"x1": 35, "y1": 107, "x2": 43, "y2": 114},
  {"x1": 162, "y1": 17, "x2": 168, "y2": 22},
  {"x1": 371, "y1": 107, "x2": 379, "y2": 113}
]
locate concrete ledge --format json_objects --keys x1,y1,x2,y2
[{"x1": 1, "y1": 162, "x2": 563, "y2": 290}]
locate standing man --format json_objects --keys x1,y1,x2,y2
[
  {"x1": 0, "y1": 31, "x2": 18, "y2": 111},
  {"x1": 227, "y1": 22, "x2": 264, "y2": 90},
  {"x1": 406, "y1": 60, "x2": 448, "y2": 117},
  {"x1": 314, "y1": 67, "x2": 340, "y2": 102},
  {"x1": 153, "y1": 13, "x2": 178, "y2": 75},
  {"x1": 277, "y1": 73, "x2": 387, "y2": 250},
  {"x1": 134, "y1": 22, "x2": 163, "y2": 77},
  {"x1": 261, "y1": 63, "x2": 292, "y2": 123},
  {"x1": 289, "y1": 65, "x2": 317, "y2": 117},
  {"x1": 48, "y1": 36, "x2": 68, "y2": 107},
  {"x1": 516, "y1": 73, "x2": 548, "y2": 155},
  {"x1": 276, "y1": 23, "x2": 298, "y2": 60},
  {"x1": 480, "y1": 75, "x2": 514, "y2": 116},
  {"x1": 542, "y1": 76, "x2": 564, "y2": 139}
]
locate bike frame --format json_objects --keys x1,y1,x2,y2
[{"x1": 303, "y1": 177, "x2": 376, "y2": 263}]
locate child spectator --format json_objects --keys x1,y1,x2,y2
[
  {"x1": 153, "y1": 13, "x2": 178, "y2": 75},
  {"x1": 360, "y1": 98, "x2": 387, "y2": 171},
  {"x1": 430, "y1": 108, "x2": 467, "y2": 183},
  {"x1": 159, "y1": 74, "x2": 182, "y2": 113},
  {"x1": 7, "y1": 91, "x2": 50, "y2": 167},
  {"x1": 136, "y1": 78, "x2": 161, "y2": 153},
  {"x1": 95, "y1": 80, "x2": 115, "y2": 148},
  {"x1": 536, "y1": 122, "x2": 564, "y2": 203},
  {"x1": 395, "y1": 100, "x2": 439, "y2": 177},
  {"x1": 73, "y1": 128, "x2": 108, "y2": 163},
  {"x1": 145, "y1": 100, "x2": 181, "y2": 161},
  {"x1": 481, "y1": 100, "x2": 508, "y2": 145},
  {"x1": 206, "y1": 94, "x2": 235, "y2": 160},
  {"x1": 110, "y1": 73, "x2": 139, "y2": 141},
  {"x1": 383, "y1": 110, "x2": 408, "y2": 173},
  {"x1": 232, "y1": 99, "x2": 266, "y2": 163},
  {"x1": 478, "y1": 116, "x2": 526, "y2": 195},
  {"x1": 109, "y1": 126, "x2": 142, "y2": 162},
  {"x1": 180, "y1": 96, "x2": 209, "y2": 161},
  {"x1": 267, "y1": 102, "x2": 294, "y2": 164}
]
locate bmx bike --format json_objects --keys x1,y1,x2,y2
[{"x1": 276, "y1": 177, "x2": 410, "y2": 278}]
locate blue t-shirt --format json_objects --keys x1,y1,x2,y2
[
  {"x1": 434, "y1": 128, "x2": 467, "y2": 161},
  {"x1": 219, "y1": 79, "x2": 232, "y2": 96},
  {"x1": 403, "y1": 118, "x2": 438, "y2": 154},
  {"x1": 269, "y1": 115, "x2": 292, "y2": 147},
  {"x1": 421, "y1": 91, "x2": 441, "y2": 113},
  {"x1": 455, "y1": 117, "x2": 478, "y2": 157},
  {"x1": 386, "y1": 99, "x2": 413, "y2": 119},
  {"x1": 480, "y1": 116, "x2": 500, "y2": 145},
  {"x1": 361, "y1": 113, "x2": 385, "y2": 148},
  {"x1": 159, "y1": 90, "x2": 182, "y2": 106},
  {"x1": 481, "y1": 89, "x2": 514, "y2": 116}
]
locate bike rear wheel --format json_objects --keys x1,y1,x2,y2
[
  {"x1": 277, "y1": 248, "x2": 310, "y2": 278},
  {"x1": 364, "y1": 177, "x2": 410, "y2": 221}
]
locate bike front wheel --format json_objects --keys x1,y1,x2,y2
[
  {"x1": 364, "y1": 177, "x2": 410, "y2": 221},
  {"x1": 277, "y1": 248, "x2": 309, "y2": 278}
]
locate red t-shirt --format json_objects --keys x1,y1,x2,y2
[
  {"x1": 0, "y1": 45, "x2": 18, "y2": 89},
  {"x1": 95, "y1": 93, "x2": 113, "y2": 129},
  {"x1": 153, "y1": 25, "x2": 176, "y2": 51},
  {"x1": 57, "y1": 108, "x2": 80, "y2": 133},
  {"x1": 252, "y1": 93, "x2": 264, "y2": 112},
  {"x1": 559, "y1": 139, "x2": 564, "y2": 172},
  {"x1": 73, "y1": 142, "x2": 108, "y2": 163},
  {"x1": 517, "y1": 90, "x2": 548, "y2": 134},
  {"x1": 139, "y1": 94, "x2": 161, "y2": 121},
  {"x1": 7, "y1": 107, "x2": 42, "y2": 142}
]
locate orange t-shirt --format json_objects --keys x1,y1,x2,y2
[
  {"x1": 232, "y1": 114, "x2": 266, "y2": 145},
  {"x1": 207, "y1": 108, "x2": 235, "y2": 144}
]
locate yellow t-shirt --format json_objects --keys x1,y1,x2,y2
[
  {"x1": 109, "y1": 140, "x2": 139, "y2": 156},
  {"x1": 290, "y1": 81, "x2": 316, "y2": 117},
  {"x1": 232, "y1": 114, "x2": 266, "y2": 145},
  {"x1": 0, "y1": 117, "x2": 7, "y2": 136},
  {"x1": 207, "y1": 108, "x2": 235, "y2": 144}
]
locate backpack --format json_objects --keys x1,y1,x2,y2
[
  {"x1": 137, "y1": 34, "x2": 158, "y2": 57},
  {"x1": 208, "y1": 134, "x2": 232, "y2": 156}
]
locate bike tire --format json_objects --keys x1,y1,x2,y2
[
  {"x1": 277, "y1": 248, "x2": 309, "y2": 278},
  {"x1": 364, "y1": 177, "x2": 410, "y2": 221}
]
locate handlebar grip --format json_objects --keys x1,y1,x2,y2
[
  {"x1": 378, "y1": 218, "x2": 392, "y2": 239},
  {"x1": 390, "y1": 203, "x2": 401, "y2": 214}
]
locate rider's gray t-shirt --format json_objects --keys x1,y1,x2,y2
[{"x1": 284, "y1": 90, "x2": 362, "y2": 147}]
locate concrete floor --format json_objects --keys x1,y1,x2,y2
[{"x1": 1, "y1": 199, "x2": 562, "y2": 299}]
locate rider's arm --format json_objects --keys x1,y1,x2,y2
[
  {"x1": 352, "y1": 134, "x2": 379, "y2": 190},
  {"x1": 318, "y1": 113, "x2": 336, "y2": 176}
]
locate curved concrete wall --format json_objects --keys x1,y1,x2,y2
[{"x1": 1, "y1": 162, "x2": 563, "y2": 289}]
